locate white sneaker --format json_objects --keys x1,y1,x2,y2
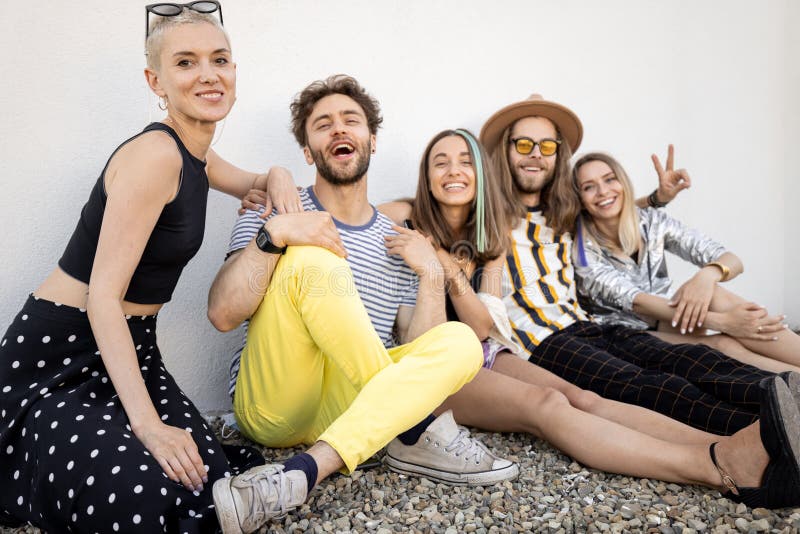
[
  {"x1": 384, "y1": 410, "x2": 519, "y2": 485},
  {"x1": 213, "y1": 464, "x2": 307, "y2": 534}
]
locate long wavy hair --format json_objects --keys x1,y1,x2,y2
[
  {"x1": 572, "y1": 152, "x2": 642, "y2": 257},
  {"x1": 411, "y1": 129, "x2": 514, "y2": 264},
  {"x1": 488, "y1": 122, "x2": 578, "y2": 238}
]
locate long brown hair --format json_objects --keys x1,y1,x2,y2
[
  {"x1": 411, "y1": 129, "x2": 514, "y2": 264},
  {"x1": 488, "y1": 121, "x2": 579, "y2": 238}
]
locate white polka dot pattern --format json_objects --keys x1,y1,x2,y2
[{"x1": 0, "y1": 295, "x2": 262, "y2": 531}]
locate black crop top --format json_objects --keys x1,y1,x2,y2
[{"x1": 58, "y1": 123, "x2": 209, "y2": 304}]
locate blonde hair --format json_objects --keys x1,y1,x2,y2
[
  {"x1": 145, "y1": 9, "x2": 229, "y2": 71},
  {"x1": 572, "y1": 152, "x2": 641, "y2": 256}
]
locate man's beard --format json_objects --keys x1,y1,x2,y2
[
  {"x1": 312, "y1": 141, "x2": 371, "y2": 186},
  {"x1": 512, "y1": 165, "x2": 555, "y2": 194}
]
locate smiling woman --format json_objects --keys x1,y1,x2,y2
[
  {"x1": 0, "y1": 4, "x2": 292, "y2": 533},
  {"x1": 571, "y1": 150, "x2": 800, "y2": 375}
]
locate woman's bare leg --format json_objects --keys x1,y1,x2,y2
[
  {"x1": 437, "y1": 367, "x2": 767, "y2": 488},
  {"x1": 490, "y1": 353, "x2": 714, "y2": 444},
  {"x1": 652, "y1": 331, "x2": 800, "y2": 374},
  {"x1": 709, "y1": 286, "x2": 800, "y2": 367},
  {"x1": 736, "y1": 329, "x2": 800, "y2": 368}
]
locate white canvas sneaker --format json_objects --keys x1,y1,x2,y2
[
  {"x1": 384, "y1": 410, "x2": 519, "y2": 485},
  {"x1": 213, "y1": 464, "x2": 307, "y2": 534}
]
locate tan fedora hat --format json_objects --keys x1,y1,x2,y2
[{"x1": 479, "y1": 93, "x2": 583, "y2": 155}]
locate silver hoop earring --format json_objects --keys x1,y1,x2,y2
[{"x1": 158, "y1": 97, "x2": 168, "y2": 111}]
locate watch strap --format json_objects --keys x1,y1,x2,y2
[
  {"x1": 647, "y1": 189, "x2": 668, "y2": 208},
  {"x1": 255, "y1": 226, "x2": 287, "y2": 255}
]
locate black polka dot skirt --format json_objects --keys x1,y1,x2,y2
[{"x1": 0, "y1": 296, "x2": 261, "y2": 533}]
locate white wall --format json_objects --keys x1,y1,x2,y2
[
  {"x1": 786, "y1": 0, "x2": 800, "y2": 326},
  {"x1": 2, "y1": 0, "x2": 796, "y2": 412}
]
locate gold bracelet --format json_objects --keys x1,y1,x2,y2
[
  {"x1": 449, "y1": 269, "x2": 471, "y2": 297},
  {"x1": 705, "y1": 261, "x2": 730, "y2": 282}
]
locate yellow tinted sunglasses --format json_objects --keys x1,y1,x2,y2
[{"x1": 510, "y1": 137, "x2": 561, "y2": 157}]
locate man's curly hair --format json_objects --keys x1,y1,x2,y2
[{"x1": 290, "y1": 74, "x2": 383, "y2": 147}]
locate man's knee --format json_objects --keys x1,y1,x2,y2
[
  {"x1": 276, "y1": 245, "x2": 353, "y2": 296},
  {"x1": 431, "y1": 321, "x2": 484, "y2": 375},
  {"x1": 283, "y1": 245, "x2": 349, "y2": 272}
]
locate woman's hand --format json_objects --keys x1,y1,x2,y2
[
  {"x1": 715, "y1": 302, "x2": 785, "y2": 340},
  {"x1": 385, "y1": 226, "x2": 442, "y2": 278},
  {"x1": 239, "y1": 167, "x2": 303, "y2": 217},
  {"x1": 135, "y1": 421, "x2": 207, "y2": 492},
  {"x1": 435, "y1": 248, "x2": 462, "y2": 281},
  {"x1": 651, "y1": 144, "x2": 691, "y2": 204},
  {"x1": 239, "y1": 188, "x2": 268, "y2": 214},
  {"x1": 669, "y1": 268, "x2": 719, "y2": 333}
]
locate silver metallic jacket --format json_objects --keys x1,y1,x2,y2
[{"x1": 572, "y1": 207, "x2": 727, "y2": 330}]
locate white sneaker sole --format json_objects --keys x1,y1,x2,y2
[
  {"x1": 384, "y1": 454, "x2": 519, "y2": 486},
  {"x1": 213, "y1": 477, "x2": 244, "y2": 534}
]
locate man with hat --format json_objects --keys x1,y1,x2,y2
[{"x1": 479, "y1": 94, "x2": 784, "y2": 437}]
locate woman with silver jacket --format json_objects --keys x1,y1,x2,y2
[{"x1": 571, "y1": 146, "x2": 800, "y2": 373}]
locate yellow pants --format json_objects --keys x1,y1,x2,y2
[{"x1": 233, "y1": 246, "x2": 482, "y2": 472}]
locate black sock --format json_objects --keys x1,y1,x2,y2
[
  {"x1": 397, "y1": 414, "x2": 436, "y2": 445},
  {"x1": 283, "y1": 452, "x2": 318, "y2": 491}
]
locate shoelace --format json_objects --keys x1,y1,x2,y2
[
  {"x1": 220, "y1": 421, "x2": 237, "y2": 440},
  {"x1": 444, "y1": 428, "x2": 487, "y2": 464},
  {"x1": 245, "y1": 466, "x2": 290, "y2": 522}
]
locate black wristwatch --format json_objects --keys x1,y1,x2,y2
[{"x1": 255, "y1": 225, "x2": 287, "y2": 255}]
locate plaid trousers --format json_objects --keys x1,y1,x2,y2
[{"x1": 528, "y1": 321, "x2": 769, "y2": 435}]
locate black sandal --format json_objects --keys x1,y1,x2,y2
[
  {"x1": 708, "y1": 442, "x2": 740, "y2": 496},
  {"x1": 709, "y1": 376, "x2": 800, "y2": 508}
]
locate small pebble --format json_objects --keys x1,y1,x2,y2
[
  {"x1": 734, "y1": 517, "x2": 749, "y2": 532},
  {"x1": 749, "y1": 518, "x2": 771, "y2": 532}
]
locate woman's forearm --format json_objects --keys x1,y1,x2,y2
[
  {"x1": 436, "y1": 251, "x2": 494, "y2": 340},
  {"x1": 632, "y1": 292, "x2": 731, "y2": 333},
  {"x1": 86, "y1": 295, "x2": 161, "y2": 433},
  {"x1": 206, "y1": 150, "x2": 294, "y2": 200},
  {"x1": 446, "y1": 270, "x2": 494, "y2": 340},
  {"x1": 631, "y1": 292, "x2": 680, "y2": 324},
  {"x1": 706, "y1": 251, "x2": 743, "y2": 282}
]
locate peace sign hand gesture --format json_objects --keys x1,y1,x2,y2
[{"x1": 651, "y1": 144, "x2": 692, "y2": 204}]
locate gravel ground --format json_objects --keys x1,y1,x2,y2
[{"x1": 4, "y1": 415, "x2": 800, "y2": 534}]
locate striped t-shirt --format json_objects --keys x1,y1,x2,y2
[
  {"x1": 502, "y1": 207, "x2": 589, "y2": 354},
  {"x1": 226, "y1": 186, "x2": 419, "y2": 395}
]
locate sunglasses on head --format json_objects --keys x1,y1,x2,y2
[
  {"x1": 510, "y1": 137, "x2": 560, "y2": 157},
  {"x1": 145, "y1": 1, "x2": 223, "y2": 38}
]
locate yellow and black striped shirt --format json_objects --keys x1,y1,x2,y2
[{"x1": 502, "y1": 208, "x2": 588, "y2": 353}]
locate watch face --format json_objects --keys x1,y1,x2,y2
[{"x1": 256, "y1": 230, "x2": 268, "y2": 248}]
